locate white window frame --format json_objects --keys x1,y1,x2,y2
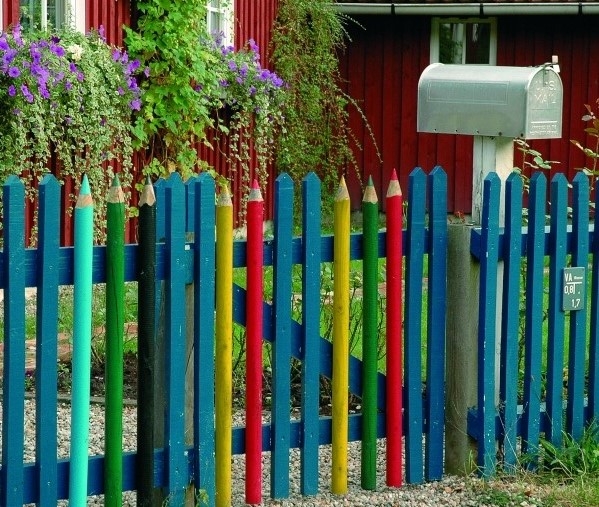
[
  {"x1": 9, "y1": 0, "x2": 85, "y2": 32},
  {"x1": 430, "y1": 17, "x2": 497, "y2": 65},
  {"x1": 207, "y1": 0, "x2": 234, "y2": 46}
]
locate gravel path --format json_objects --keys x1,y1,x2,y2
[{"x1": 0, "y1": 399, "x2": 541, "y2": 506}]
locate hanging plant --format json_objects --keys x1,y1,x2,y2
[
  {"x1": 125, "y1": 0, "x2": 286, "y2": 197},
  {"x1": 0, "y1": 24, "x2": 142, "y2": 231}
]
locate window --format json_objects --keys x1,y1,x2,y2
[
  {"x1": 430, "y1": 18, "x2": 497, "y2": 65},
  {"x1": 207, "y1": 0, "x2": 233, "y2": 46},
  {"x1": 19, "y1": 0, "x2": 85, "y2": 32}
]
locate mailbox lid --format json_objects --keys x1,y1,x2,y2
[{"x1": 417, "y1": 63, "x2": 562, "y2": 139}]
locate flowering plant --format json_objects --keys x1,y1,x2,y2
[
  {"x1": 208, "y1": 35, "x2": 286, "y2": 188},
  {"x1": 0, "y1": 24, "x2": 142, "y2": 226},
  {"x1": 124, "y1": 0, "x2": 285, "y2": 197}
]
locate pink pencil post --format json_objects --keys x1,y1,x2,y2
[
  {"x1": 386, "y1": 169, "x2": 404, "y2": 487},
  {"x1": 246, "y1": 179, "x2": 264, "y2": 504}
]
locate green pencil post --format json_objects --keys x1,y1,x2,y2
[
  {"x1": 361, "y1": 176, "x2": 379, "y2": 490},
  {"x1": 105, "y1": 176, "x2": 125, "y2": 505}
]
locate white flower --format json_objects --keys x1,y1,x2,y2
[{"x1": 67, "y1": 44, "x2": 84, "y2": 61}]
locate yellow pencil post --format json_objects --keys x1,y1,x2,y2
[
  {"x1": 215, "y1": 184, "x2": 233, "y2": 507},
  {"x1": 332, "y1": 176, "x2": 350, "y2": 495}
]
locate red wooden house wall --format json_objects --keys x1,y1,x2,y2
[{"x1": 339, "y1": 13, "x2": 599, "y2": 213}]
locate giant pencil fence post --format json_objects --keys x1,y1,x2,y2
[
  {"x1": 69, "y1": 175, "x2": 94, "y2": 506},
  {"x1": 246, "y1": 180, "x2": 264, "y2": 504},
  {"x1": 105, "y1": 176, "x2": 125, "y2": 506},
  {"x1": 137, "y1": 177, "x2": 157, "y2": 505},
  {"x1": 332, "y1": 176, "x2": 350, "y2": 495},
  {"x1": 385, "y1": 169, "x2": 403, "y2": 487},
  {"x1": 215, "y1": 184, "x2": 233, "y2": 507},
  {"x1": 361, "y1": 177, "x2": 379, "y2": 490}
]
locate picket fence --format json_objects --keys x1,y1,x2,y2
[
  {"x1": 0, "y1": 167, "x2": 448, "y2": 505},
  {"x1": 469, "y1": 171, "x2": 599, "y2": 477}
]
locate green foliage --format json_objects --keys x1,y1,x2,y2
[
  {"x1": 535, "y1": 423, "x2": 599, "y2": 480},
  {"x1": 124, "y1": 0, "x2": 286, "y2": 192},
  {"x1": 272, "y1": 0, "x2": 378, "y2": 204},
  {"x1": 571, "y1": 99, "x2": 599, "y2": 194},
  {"x1": 124, "y1": 0, "x2": 217, "y2": 178},
  {"x1": 0, "y1": 24, "x2": 141, "y2": 234}
]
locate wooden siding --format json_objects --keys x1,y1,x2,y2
[
  {"x1": 341, "y1": 14, "x2": 599, "y2": 213},
  {"x1": 86, "y1": 0, "x2": 131, "y2": 45}
]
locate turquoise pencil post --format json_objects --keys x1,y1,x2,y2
[
  {"x1": 69, "y1": 175, "x2": 94, "y2": 506},
  {"x1": 105, "y1": 176, "x2": 125, "y2": 505},
  {"x1": 361, "y1": 176, "x2": 379, "y2": 490}
]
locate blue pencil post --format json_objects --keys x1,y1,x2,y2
[{"x1": 69, "y1": 175, "x2": 94, "y2": 505}]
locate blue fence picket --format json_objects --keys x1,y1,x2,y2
[
  {"x1": 164, "y1": 173, "x2": 188, "y2": 502},
  {"x1": 1, "y1": 175, "x2": 26, "y2": 506},
  {"x1": 521, "y1": 173, "x2": 547, "y2": 462},
  {"x1": 300, "y1": 172, "x2": 321, "y2": 496},
  {"x1": 546, "y1": 174, "x2": 568, "y2": 447},
  {"x1": 271, "y1": 173, "x2": 294, "y2": 498},
  {"x1": 35, "y1": 175, "x2": 61, "y2": 505},
  {"x1": 590, "y1": 178, "x2": 599, "y2": 421},
  {"x1": 194, "y1": 173, "x2": 217, "y2": 505},
  {"x1": 500, "y1": 173, "x2": 523, "y2": 471},
  {"x1": 477, "y1": 173, "x2": 500, "y2": 478},
  {"x1": 566, "y1": 173, "x2": 589, "y2": 441},
  {"x1": 404, "y1": 167, "x2": 426, "y2": 484},
  {"x1": 425, "y1": 166, "x2": 447, "y2": 481}
]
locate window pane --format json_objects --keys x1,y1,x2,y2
[
  {"x1": 465, "y1": 23, "x2": 490, "y2": 64},
  {"x1": 438, "y1": 21, "x2": 491, "y2": 65},
  {"x1": 20, "y1": 0, "x2": 64, "y2": 30},
  {"x1": 439, "y1": 23, "x2": 464, "y2": 64}
]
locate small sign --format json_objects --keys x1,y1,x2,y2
[{"x1": 563, "y1": 267, "x2": 586, "y2": 312}]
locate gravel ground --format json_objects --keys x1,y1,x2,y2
[{"x1": 0, "y1": 399, "x2": 543, "y2": 506}]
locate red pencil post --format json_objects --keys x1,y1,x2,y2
[
  {"x1": 386, "y1": 169, "x2": 404, "y2": 487},
  {"x1": 246, "y1": 180, "x2": 264, "y2": 504}
]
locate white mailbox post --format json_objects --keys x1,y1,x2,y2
[
  {"x1": 416, "y1": 63, "x2": 564, "y2": 474},
  {"x1": 418, "y1": 62, "x2": 563, "y2": 223}
]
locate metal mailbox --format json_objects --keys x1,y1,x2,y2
[{"x1": 417, "y1": 63, "x2": 563, "y2": 139}]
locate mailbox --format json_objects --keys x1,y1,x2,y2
[{"x1": 417, "y1": 63, "x2": 563, "y2": 139}]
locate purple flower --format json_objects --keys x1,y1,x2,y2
[
  {"x1": 65, "y1": 116, "x2": 73, "y2": 125},
  {"x1": 112, "y1": 49, "x2": 121, "y2": 62},
  {"x1": 259, "y1": 69, "x2": 271, "y2": 81},
  {"x1": 7, "y1": 66, "x2": 19, "y2": 78},
  {"x1": 0, "y1": 37, "x2": 9, "y2": 51},
  {"x1": 69, "y1": 62, "x2": 78, "y2": 73},
  {"x1": 240, "y1": 63, "x2": 248, "y2": 78},
  {"x1": 76, "y1": 71, "x2": 84, "y2": 82},
  {"x1": 7, "y1": 85, "x2": 16, "y2": 97},
  {"x1": 50, "y1": 44, "x2": 65, "y2": 57},
  {"x1": 20, "y1": 84, "x2": 34, "y2": 103},
  {"x1": 271, "y1": 75, "x2": 284, "y2": 88},
  {"x1": 248, "y1": 39, "x2": 259, "y2": 53},
  {"x1": 65, "y1": 81, "x2": 73, "y2": 91},
  {"x1": 249, "y1": 85, "x2": 256, "y2": 96},
  {"x1": 39, "y1": 84, "x2": 50, "y2": 99},
  {"x1": 236, "y1": 76, "x2": 243, "y2": 84},
  {"x1": 219, "y1": 79, "x2": 229, "y2": 88},
  {"x1": 98, "y1": 25, "x2": 106, "y2": 41},
  {"x1": 127, "y1": 59, "x2": 140, "y2": 74},
  {"x1": 129, "y1": 98, "x2": 141, "y2": 111},
  {"x1": 228, "y1": 60, "x2": 237, "y2": 71},
  {"x1": 117, "y1": 86, "x2": 124, "y2": 96},
  {"x1": 12, "y1": 108, "x2": 21, "y2": 116},
  {"x1": 127, "y1": 77, "x2": 138, "y2": 90},
  {"x1": 144, "y1": 66, "x2": 150, "y2": 78}
]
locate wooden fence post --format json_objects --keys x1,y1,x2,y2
[{"x1": 445, "y1": 223, "x2": 479, "y2": 475}]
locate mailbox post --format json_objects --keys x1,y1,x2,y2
[{"x1": 417, "y1": 63, "x2": 563, "y2": 474}]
